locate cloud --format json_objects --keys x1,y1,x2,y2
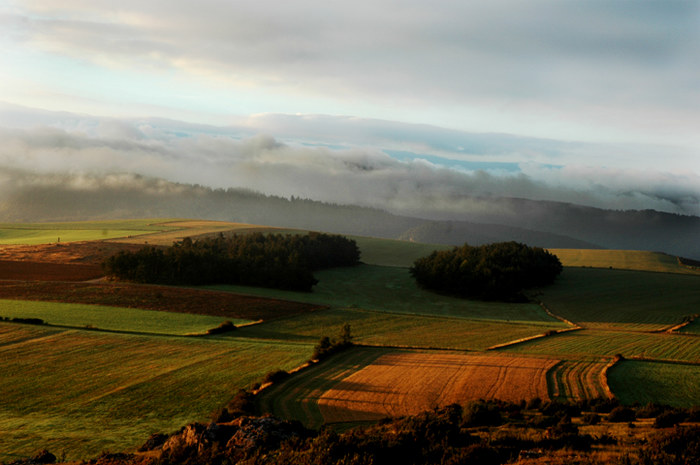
[
  {"x1": 3, "y1": 1, "x2": 699, "y2": 147},
  {"x1": 0, "y1": 106, "x2": 697, "y2": 219}
]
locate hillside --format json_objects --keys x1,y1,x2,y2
[{"x1": 1, "y1": 174, "x2": 699, "y2": 259}]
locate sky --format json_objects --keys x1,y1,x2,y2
[{"x1": 0, "y1": 0, "x2": 699, "y2": 218}]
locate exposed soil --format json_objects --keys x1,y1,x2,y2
[
  {"x1": 0, "y1": 280, "x2": 323, "y2": 321},
  {"x1": 0, "y1": 260, "x2": 104, "y2": 281}
]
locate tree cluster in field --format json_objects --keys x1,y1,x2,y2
[
  {"x1": 409, "y1": 241, "x2": 563, "y2": 300},
  {"x1": 102, "y1": 232, "x2": 360, "y2": 292},
  {"x1": 311, "y1": 323, "x2": 354, "y2": 361}
]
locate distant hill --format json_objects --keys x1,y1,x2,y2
[{"x1": 1, "y1": 173, "x2": 699, "y2": 259}]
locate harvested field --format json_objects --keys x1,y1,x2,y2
[
  {"x1": 0, "y1": 281, "x2": 322, "y2": 321},
  {"x1": 547, "y1": 359, "x2": 611, "y2": 402},
  {"x1": 0, "y1": 241, "x2": 151, "y2": 265},
  {"x1": 547, "y1": 249, "x2": 699, "y2": 275},
  {"x1": 0, "y1": 260, "x2": 103, "y2": 281},
  {"x1": 317, "y1": 351, "x2": 558, "y2": 424}
]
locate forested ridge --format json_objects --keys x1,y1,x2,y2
[
  {"x1": 410, "y1": 241, "x2": 562, "y2": 300},
  {"x1": 103, "y1": 232, "x2": 360, "y2": 291}
]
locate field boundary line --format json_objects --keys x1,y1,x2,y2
[
  {"x1": 537, "y1": 301, "x2": 578, "y2": 327},
  {"x1": 625, "y1": 355, "x2": 700, "y2": 366},
  {"x1": 600, "y1": 356, "x2": 620, "y2": 400},
  {"x1": 657, "y1": 314, "x2": 698, "y2": 335},
  {"x1": 486, "y1": 326, "x2": 582, "y2": 351}
]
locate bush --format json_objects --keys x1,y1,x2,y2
[
  {"x1": 311, "y1": 324, "x2": 354, "y2": 361},
  {"x1": 263, "y1": 370, "x2": 290, "y2": 384},
  {"x1": 206, "y1": 320, "x2": 236, "y2": 335},
  {"x1": 608, "y1": 406, "x2": 636, "y2": 423},
  {"x1": 654, "y1": 410, "x2": 687, "y2": 429},
  {"x1": 462, "y1": 401, "x2": 503, "y2": 427},
  {"x1": 582, "y1": 413, "x2": 601, "y2": 425}
]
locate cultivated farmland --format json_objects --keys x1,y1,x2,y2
[
  {"x1": 607, "y1": 360, "x2": 700, "y2": 407},
  {"x1": 260, "y1": 348, "x2": 558, "y2": 427},
  {"x1": 0, "y1": 219, "x2": 698, "y2": 461},
  {"x1": 0, "y1": 322, "x2": 312, "y2": 461}
]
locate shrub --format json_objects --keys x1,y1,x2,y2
[
  {"x1": 608, "y1": 406, "x2": 636, "y2": 423},
  {"x1": 462, "y1": 401, "x2": 503, "y2": 427},
  {"x1": 582, "y1": 413, "x2": 601, "y2": 425},
  {"x1": 263, "y1": 370, "x2": 290, "y2": 385},
  {"x1": 206, "y1": 320, "x2": 236, "y2": 335},
  {"x1": 654, "y1": 410, "x2": 687, "y2": 429}
]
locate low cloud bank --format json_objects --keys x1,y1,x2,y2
[{"x1": 0, "y1": 108, "x2": 698, "y2": 219}]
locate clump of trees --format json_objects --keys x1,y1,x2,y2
[
  {"x1": 409, "y1": 241, "x2": 562, "y2": 301},
  {"x1": 103, "y1": 232, "x2": 360, "y2": 292},
  {"x1": 311, "y1": 323, "x2": 354, "y2": 361}
]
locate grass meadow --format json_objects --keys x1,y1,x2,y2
[
  {"x1": 0, "y1": 323, "x2": 312, "y2": 461},
  {"x1": 547, "y1": 249, "x2": 700, "y2": 275},
  {"x1": 210, "y1": 264, "x2": 558, "y2": 324},
  {"x1": 236, "y1": 307, "x2": 568, "y2": 350},
  {"x1": 607, "y1": 360, "x2": 700, "y2": 407},
  {"x1": 1, "y1": 221, "x2": 699, "y2": 460},
  {"x1": 0, "y1": 299, "x2": 250, "y2": 335},
  {"x1": 537, "y1": 267, "x2": 700, "y2": 330},
  {"x1": 502, "y1": 329, "x2": 700, "y2": 363},
  {"x1": 0, "y1": 220, "x2": 179, "y2": 245}
]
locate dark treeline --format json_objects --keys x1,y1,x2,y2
[
  {"x1": 103, "y1": 232, "x2": 360, "y2": 292},
  {"x1": 410, "y1": 241, "x2": 562, "y2": 301}
]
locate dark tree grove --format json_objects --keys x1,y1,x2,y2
[
  {"x1": 102, "y1": 232, "x2": 360, "y2": 292},
  {"x1": 409, "y1": 241, "x2": 562, "y2": 301}
]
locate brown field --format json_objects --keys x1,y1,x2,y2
[
  {"x1": 317, "y1": 352, "x2": 558, "y2": 423},
  {"x1": 0, "y1": 260, "x2": 103, "y2": 281},
  {"x1": 0, "y1": 241, "x2": 149, "y2": 265},
  {"x1": 0, "y1": 281, "x2": 322, "y2": 321}
]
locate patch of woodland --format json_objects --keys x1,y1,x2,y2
[
  {"x1": 103, "y1": 232, "x2": 360, "y2": 292},
  {"x1": 409, "y1": 241, "x2": 562, "y2": 301}
]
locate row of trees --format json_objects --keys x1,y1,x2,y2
[
  {"x1": 410, "y1": 241, "x2": 562, "y2": 301},
  {"x1": 103, "y1": 232, "x2": 360, "y2": 292}
]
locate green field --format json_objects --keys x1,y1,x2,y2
[
  {"x1": 0, "y1": 323, "x2": 311, "y2": 461},
  {"x1": 607, "y1": 360, "x2": 700, "y2": 407},
  {"x1": 538, "y1": 267, "x2": 700, "y2": 330},
  {"x1": 210, "y1": 264, "x2": 558, "y2": 324},
  {"x1": 502, "y1": 329, "x2": 700, "y2": 363},
  {"x1": 0, "y1": 219, "x2": 179, "y2": 245},
  {"x1": 236, "y1": 307, "x2": 567, "y2": 351},
  {"x1": 0, "y1": 299, "x2": 250, "y2": 335},
  {"x1": 547, "y1": 249, "x2": 699, "y2": 275},
  {"x1": 349, "y1": 236, "x2": 451, "y2": 267},
  {"x1": 1, "y1": 220, "x2": 699, "y2": 460}
]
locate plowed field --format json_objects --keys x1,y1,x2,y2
[
  {"x1": 0, "y1": 260, "x2": 103, "y2": 281},
  {"x1": 317, "y1": 352, "x2": 558, "y2": 423},
  {"x1": 0, "y1": 281, "x2": 322, "y2": 321}
]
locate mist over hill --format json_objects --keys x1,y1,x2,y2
[{"x1": 1, "y1": 171, "x2": 698, "y2": 260}]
